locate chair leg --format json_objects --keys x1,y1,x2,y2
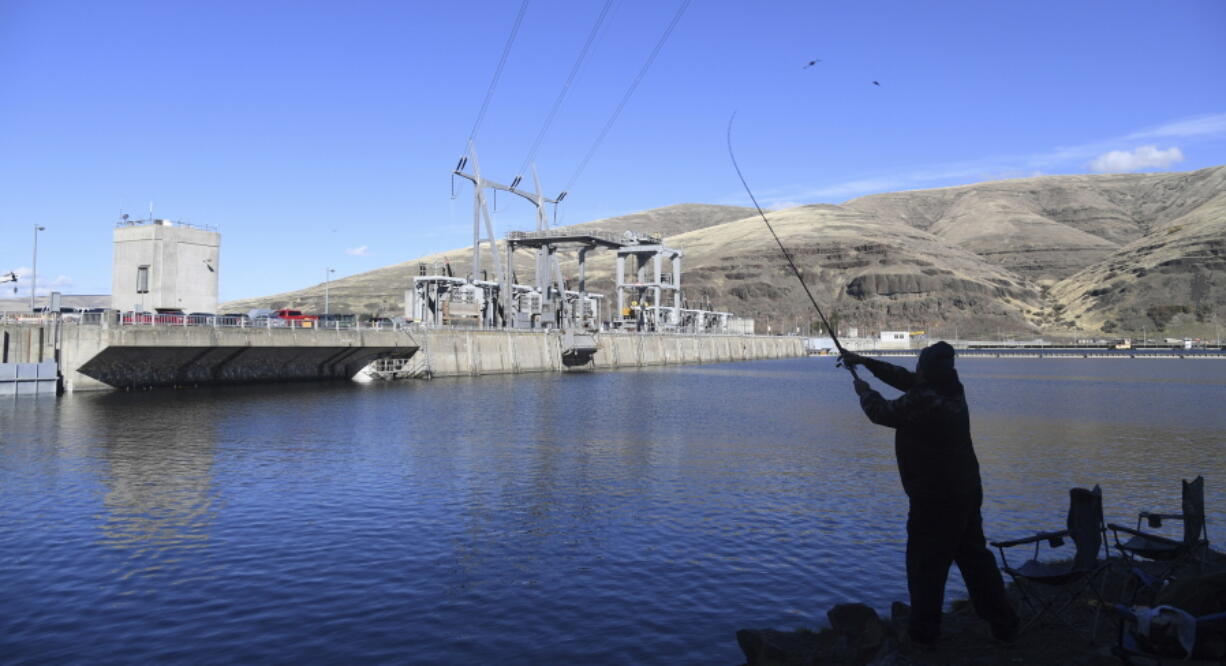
[
  {"x1": 1082, "y1": 568, "x2": 1113, "y2": 644},
  {"x1": 1018, "y1": 575, "x2": 1114, "y2": 644},
  {"x1": 1015, "y1": 586, "x2": 1079, "y2": 636}
]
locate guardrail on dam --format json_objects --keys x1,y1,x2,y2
[{"x1": 2, "y1": 321, "x2": 805, "y2": 392}]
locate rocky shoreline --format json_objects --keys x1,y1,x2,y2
[
  {"x1": 737, "y1": 551, "x2": 1226, "y2": 665},
  {"x1": 737, "y1": 599, "x2": 1116, "y2": 665}
]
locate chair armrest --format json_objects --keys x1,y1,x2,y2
[
  {"x1": 990, "y1": 529, "x2": 1070, "y2": 549},
  {"x1": 1108, "y1": 523, "x2": 1147, "y2": 539},
  {"x1": 1137, "y1": 512, "x2": 1186, "y2": 524}
]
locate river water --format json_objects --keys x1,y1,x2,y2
[{"x1": 1, "y1": 357, "x2": 1223, "y2": 663}]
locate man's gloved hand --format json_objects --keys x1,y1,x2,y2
[
  {"x1": 839, "y1": 351, "x2": 867, "y2": 368},
  {"x1": 853, "y1": 378, "x2": 870, "y2": 396}
]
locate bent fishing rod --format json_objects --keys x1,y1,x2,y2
[{"x1": 725, "y1": 112, "x2": 859, "y2": 379}]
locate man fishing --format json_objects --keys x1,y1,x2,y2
[
  {"x1": 725, "y1": 115, "x2": 1017, "y2": 645},
  {"x1": 841, "y1": 343, "x2": 1019, "y2": 646}
]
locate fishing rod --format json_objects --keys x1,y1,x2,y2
[{"x1": 725, "y1": 112, "x2": 859, "y2": 378}]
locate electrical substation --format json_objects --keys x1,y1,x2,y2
[{"x1": 405, "y1": 144, "x2": 741, "y2": 364}]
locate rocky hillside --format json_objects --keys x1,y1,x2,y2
[
  {"x1": 223, "y1": 167, "x2": 1226, "y2": 339},
  {"x1": 221, "y1": 204, "x2": 755, "y2": 317}
]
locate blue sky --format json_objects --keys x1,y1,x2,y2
[{"x1": 2, "y1": 0, "x2": 1224, "y2": 302}]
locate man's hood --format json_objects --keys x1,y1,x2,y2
[{"x1": 916, "y1": 341, "x2": 959, "y2": 392}]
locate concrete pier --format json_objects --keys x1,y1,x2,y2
[
  {"x1": 1, "y1": 322, "x2": 804, "y2": 392},
  {"x1": 2, "y1": 322, "x2": 419, "y2": 391}
]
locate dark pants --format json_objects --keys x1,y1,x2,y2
[{"x1": 906, "y1": 492, "x2": 1018, "y2": 642}]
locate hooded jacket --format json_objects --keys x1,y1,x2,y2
[{"x1": 857, "y1": 342, "x2": 983, "y2": 502}]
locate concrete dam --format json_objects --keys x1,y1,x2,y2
[{"x1": 2, "y1": 321, "x2": 804, "y2": 393}]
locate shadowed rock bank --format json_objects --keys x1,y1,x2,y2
[{"x1": 737, "y1": 550, "x2": 1226, "y2": 665}]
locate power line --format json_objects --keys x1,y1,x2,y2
[
  {"x1": 562, "y1": 0, "x2": 691, "y2": 194},
  {"x1": 516, "y1": 0, "x2": 615, "y2": 179},
  {"x1": 466, "y1": 0, "x2": 531, "y2": 149}
]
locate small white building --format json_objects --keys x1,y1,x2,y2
[
  {"x1": 878, "y1": 330, "x2": 912, "y2": 349},
  {"x1": 111, "y1": 219, "x2": 220, "y2": 313},
  {"x1": 726, "y1": 317, "x2": 755, "y2": 335}
]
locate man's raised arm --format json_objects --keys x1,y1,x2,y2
[{"x1": 841, "y1": 351, "x2": 917, "y2": 392}]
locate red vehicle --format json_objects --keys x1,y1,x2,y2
[{"x1": 272, "y1": 309, "x2": 318, "y2": 328}]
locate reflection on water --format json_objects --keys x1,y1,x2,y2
[
  {"x1": 0, "y1": 357, "x2": 1223, "y2": 663},
  {"x1": 90, "y1": 396, "x2": 220, "y2": 586}
]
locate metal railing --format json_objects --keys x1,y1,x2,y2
[
  {"x1": 505, "y1": 229, "x2": 663, "y2": 245},
  {"x1": 1, "y1": 312, "x2": 815, "y2": 342},
  {"x1": 1, "y1": 311, "x2": 415, "y2": 332},
  {"x1": 111, "y1": 314, "x2": 412, "y2": 331},
  {"x1": 114, "y1": 218, "x2": 218, "y2": 232}
]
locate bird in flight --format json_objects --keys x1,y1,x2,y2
[
  {"x1": 803, "y1": 59, "x2": 822, "y2": 68},
  {"x1": 872, "y1": 80, "x2": 881, "y2": 86}
]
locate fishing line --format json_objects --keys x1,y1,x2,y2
[{"x1": 725, "y1": 112, "x2": 858, "y2": 377}]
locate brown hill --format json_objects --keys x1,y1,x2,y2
[
  {"x1": 222, "y1": 167, "x2": 1226, "y2": 339},
  {"x1": 221, "y1": 204, "x2": 751, "y2": 318},
  {"x1": 556, "y1": 203, "x2": 756, "y2": 237},
  {"x1": 1045, "y1": 167, "x2": 1226, "y2": 336}
]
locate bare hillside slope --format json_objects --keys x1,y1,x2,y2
[{"x1": 223, "y1": 167, "x2": 1226, "y2": 338}]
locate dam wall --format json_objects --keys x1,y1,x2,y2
[
  {"x1": 591, "y1": 332, "x2": 800, "y2": 369},
  {"x1": 1, "y1": 322, "x2": 804, "y2": 392},
  {"x1": 414, "y1": 329, "x2": 563, "y2": 376},
  {"x1": 1, "y1": 323, "x2": 55, "y2": 365},
  {"x1": 413, "y1": 329, "x2": 804, "y2": 378}
]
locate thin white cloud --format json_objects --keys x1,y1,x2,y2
[
  {"x1": 344, "y1": 245, "x2": 370, "y2": 256},
  {"x1": 797, "y1": 177, "x2": 912, "y2": 200},
  {"x1": 1089, "y1": 145, "x2": 1184, "y2": 173},
  {"x1": 754, "y1": 111, "x2": 1224, "y2": 206},
  {"x1": 1126, "y1": 113, "x2": 1226, "y2": 140}
]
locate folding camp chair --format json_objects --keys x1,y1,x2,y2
[
  {"x1": 1111, "y1": 603, "x2": 1226, "y2": 664},
  {"x1": 1109, "y1": 476, "x2": 1210, "y2": 600},
  {"x1": 990, "y1": 485, "x2": 1111, "y2": 640}
]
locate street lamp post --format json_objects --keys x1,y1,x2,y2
[
  {"x1": 30, "y1": 225, "x2": 45, "y2": 312},
  {"x1": 324, "y1": 268, "x2": 335, "y2": 315}
]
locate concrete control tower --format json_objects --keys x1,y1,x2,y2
[{"x1": 111, "y1": 218, "x2": 220, "y2": 313}]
